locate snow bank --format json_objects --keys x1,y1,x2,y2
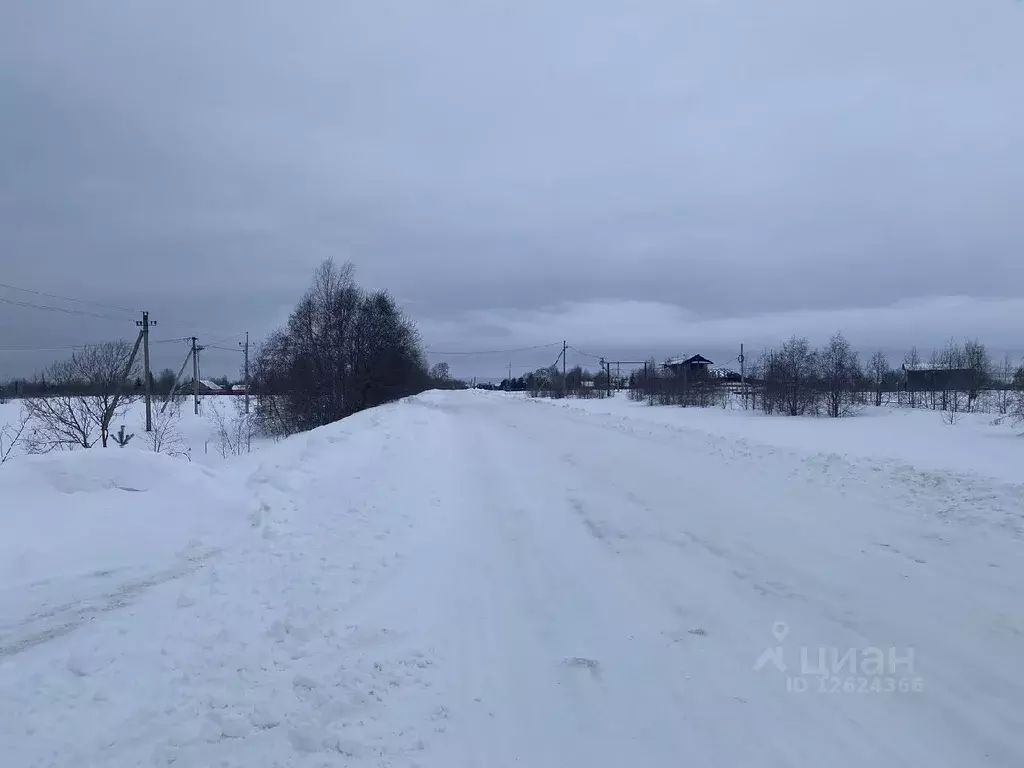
[{"x1": 0, "y1": 449, "x2": 243, "y2": 592}]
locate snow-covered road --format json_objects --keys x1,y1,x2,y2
[{"x1": 3, "y1": 390, "x2": 1024, "y2": 766}]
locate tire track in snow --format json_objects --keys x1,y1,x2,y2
[{"x1": 0, "y1": 547, "x2": 221, "y2": 658}]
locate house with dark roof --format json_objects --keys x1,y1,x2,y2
[{"x1": 663, "y1": 354, "x2": 714, "y2": 377}]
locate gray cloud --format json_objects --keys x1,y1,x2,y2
[{"x1": 2, "y1": 0, "x2": 1023, "y2": 380}]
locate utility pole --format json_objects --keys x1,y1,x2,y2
[
  {"x1": 239, "y1": 331, "x2": 250, "y2": 414},
  {"x1": 740, "y1": 342, "x2": 746, "y2": 410},
  {"x1": 136, "y1": 311, "x2": 156, "y2": 431},
  {"x1": 191, "y1": 336, "x2": 200, "y2": 415},
  {"x1": 562, "y1": 340, "x2": 567, "y2": 397}
]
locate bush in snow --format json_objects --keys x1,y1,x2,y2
[
  {"x1": 0, "y1": 408, "x2": 30, "y2": 465},
  {"x1": 145, "y1": 401, "x2": 190, "y2": 459},
  {"x1": 207, "y1": 397, "x2": 256, "y2": 458}
]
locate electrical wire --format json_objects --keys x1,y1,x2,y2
[
  {"x1": 426, "y1": 342, "x2": 561, "y2": 356},
  {"x1": 0, "y1": 281, "x2": 139, "y2": 314},
  {"x1": 567, "y1": 345, "x2": 605, "y2": 360},
  {"x1": 206, "y1": 344, "x2": 244, "y2": 353},
  {"x1": 0, "y1": 296, "x2": 131, "y2": 322},
  {"x1": 0, "y1": 341, "x2": 133, "y2": 352}
]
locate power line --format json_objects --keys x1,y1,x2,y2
[
  {"x1": 0, "y1": 281, "x2": 139, "y2": 314},
  {"x1": 426, "y1": 342, "x2": 561, "y2": 356},
  {"x1": 0, "y1": 296, "x2": 130, "y2": 322},
  {"x1": 0, "y1": 282, "x2": 261, "y2": 345},
  {"x1": 206, "y1": 344, "x2": 244, "y2": 353},
  {"x1": 0, "y1": 343, "x2": 131, "y2": 352},
  {"x1": 567, "y1": 345, "x2": 604, "y2": 360}
]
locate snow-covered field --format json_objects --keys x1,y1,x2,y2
[
  {"x1": 527, "y1": 392, "x2": 1024, "y2": 484},
  {"x1": 2, "y1": 390, "x2": 1024, "y2": 766}
]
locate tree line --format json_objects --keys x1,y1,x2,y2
[{"x1": 622, "y1": 333, "x2": 1024, "y2": 421}]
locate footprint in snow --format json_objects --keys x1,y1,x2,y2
[{"x1": 561, "y1": 657, "x2": 601, "y2": 678}]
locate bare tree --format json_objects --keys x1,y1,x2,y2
[
  {"x1": 1011, "y1": 383, "x2": 1024, "y2": 432},
  {"x1": 993, "y1": 354, "x2": 1017, "y2": 415},
  {"x1": 818, "y1": 332, "x2": 861, "y2": 418},
  {"x1": 756, "y1": 336, "x2": 819, "y2": 416},
  {"x1": 23, "y1": 340, "x2": 142, "y2": 451},
  {"x1": 252, "y1": 260, "x2": 429, "y2": 437},
  {"x1": 429, "y1": 362, "x2": 451, "y2": 382},
  {"x1": 902, "y1": 346, "x2": 921, "y2": 407},
  {"x1": 867, "y1": 351, "x2": 890, "y2": 407},
  {"x1": 962, "y1": 338, "x2": 991, "y2": 413}
]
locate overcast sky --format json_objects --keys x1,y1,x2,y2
[{"x1": 2, "y1": 0, "x2": 1023, "y2": 380}]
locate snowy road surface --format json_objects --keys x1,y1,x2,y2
[{"x1": 3, "y1": 391, "x2": 1024, "y2": 766}]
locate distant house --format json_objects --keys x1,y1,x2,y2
[
  {"x1": 902, "y1": 364, "x2": 975, "y2": 392},
  {"x1": 185, "y1": 379, "x2": 232, "y2": 395},
  {"x1": 663, "y1": 354, "x2": 714, "y2": 377}
]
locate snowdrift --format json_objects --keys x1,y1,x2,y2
[{"x1": 0, "y1": 450, "x2": 244, "y2": 592}]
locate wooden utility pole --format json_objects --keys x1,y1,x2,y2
[
  {"x1": 562, "y1": 340, "x2": 567, "y2": 397},
  {"x1": 137, "y1": 311, "x2": 156, "y2": 431},
  {"x1": 740, "y1": 342, "x2": 747, "y2": 410},
  {"x1": 191, "y1": 336, "x2": 200, "y2": 415},
  {"x1": 239, "y1": 331, "x2": 250, "y2": 414}
]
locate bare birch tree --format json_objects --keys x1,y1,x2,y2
[{"x1": 818, "y1": 333, "x2": 860, "y2": 418}]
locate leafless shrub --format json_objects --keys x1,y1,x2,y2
[
  {"x1": 943, "y1": 391, "x2": 965, "y2": 425},
  {"x1": 208, "y1": 397, "x2": 256, "y2": 458},
  {"x1": 0, "y1": 408, "x2": 30, "y2": 465},
  {"x1": 145, "y1": 400, "x2": 190, "y2": 458}
]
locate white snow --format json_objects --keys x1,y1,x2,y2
[
  {"x1": 0, "y1": 396, "x2": 252, "y2": 464},
  {"x1": 2, "y1": 390, "x2": 1024, "y2": 766},
  {"x1": 526, "y1": 392, "x2": 1024, "y2": 484}
]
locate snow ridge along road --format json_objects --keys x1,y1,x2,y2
[{"x1": 2, "y1": 390, "x2": 1023, "y2": 766}]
